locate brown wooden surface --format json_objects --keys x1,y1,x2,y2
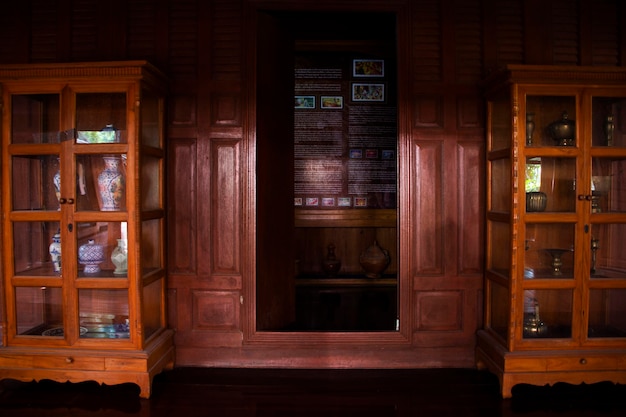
[{"x1": 0, "y1": 0, "x2": 625, "y2": 376}]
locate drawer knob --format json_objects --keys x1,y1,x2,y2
[
  {"x1": 579, "y1": 358, "x2": 587, "y2": 365},
  {"x1": 66, "y1": 356, "x2": 74, "y2": 364}
]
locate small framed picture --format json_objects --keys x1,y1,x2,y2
[
  {"x1": 365, "y1": 149, "x2": 379, "y2": 159},
  {"x1": 382, "y1": 150, "x2": 395, "y2": 160},
  {"x1": 338, "y1": 197, "x2": 352, "y2": 207},
  {"x1": 354, "y1": 197, "x2": 368, "y2": 207},
  {"x1": 306, "y1": 197, "x2": 319, "y2": 206},
  {"x1": 295, "y1": 96, "x2": 315, "y2": 109},
  {"x1": 350, "y1": 149, "x2": 363, "y2": 159},
  {"x1": 353, "y1": 59, "x2": 384, "y2": 77},
  {"x1": 320, "y1": 96, "x2": 343, "y2": 109},
  {"x1": 322, "y1": 197, "x2": 335, "y2": 207},
  {"x1": 294, "y1": 197, "x2": 303, "y2": 206},
  {"x1": 352, "y1": 83, "x2": 385, "y2": 102}
]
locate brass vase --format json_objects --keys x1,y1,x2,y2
[{"x1": 359, "y1": 240, "x2": 390, "y2": 278}]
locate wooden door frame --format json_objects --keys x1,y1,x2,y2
[{"x1": 242, "y1": 0, "x2": 413, "y2": 348}]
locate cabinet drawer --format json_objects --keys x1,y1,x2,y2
[
  {"x1": 546, "y1": 355, "x2": 618, "y2": 371},
  {"x1": 32, "y1": 355, "x2": 106, "y2": 370}
]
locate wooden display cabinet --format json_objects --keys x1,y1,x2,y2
[
  {"x1": 478, "y1": 65, "x2": 626, "y2": 397},
  {"x1": 0, "y1": 61, "x2": 174, "y2": 398}
]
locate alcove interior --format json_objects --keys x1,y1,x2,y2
[{"x1": 255, "y1": 10, "x2": 399, "y2": 332}]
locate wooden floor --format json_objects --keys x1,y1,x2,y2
[{"x1": 1, "y1": 367, "x2": 625, "y2": 416}]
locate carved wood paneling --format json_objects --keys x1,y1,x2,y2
[
  {"x1": 192, "y1": 290, "x2": 240, "y2": 330},
  {"x1": 211, "y1": 94, "x2": 242, "y2": 126},
  {"x1": 454, "y1": 0, "x2": 482, "y2": 85},
  {"x1": 169, "y1": 95, "x2": 198, "y2": 127},
  {"x1": 30, "y1": 0, "x2": 60, "y2": 62},
  {"x1": 457, "y1": 141, "x2": 484, "y2": 275},
  {"x1": 456, "y1": 95, "x2": 483, "y2": 129},
  {"x1": 210, "y1": 0, "x2": 243, "y2": 80},
  {"x1": 411, "y1": 0, "x2": 441, "y2": 83},
  {"x1": 413, "y1": 140, "x2": 444, "y2": 275},
  {"x1": 414, "y1": 95, "x2": 444, "y2": 128},
  {"x1": 551, "y1": 0, "x2": 580, "y2": 65},
  {"x1": 494, "y1": 0, "x2": 524, "y2": 67},
  {"x1": 167, "y1": 138, "x2": 198, "y2": 275},
  {"x1": 70, "y1": 0, "x2": 99, "y2": 61},
  {"x1": 128, "y1": 0, "x2": 158, "y2": 61},
  {"x1": 415, "y1": 290, "x2": 462, "y2": 331},
  {"x1": 169, "y1": 0, "x2": 198, "y2": 79},
  {"x1": 210, "y1": 138, "x2": 241, "y2": 274},
  {"x1": 591, "y1": 0, "x2": 619, "y2": 66}
]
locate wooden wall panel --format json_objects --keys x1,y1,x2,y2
[
  {"x1": 453, "y1": 0, "x2": 482, "y2": 85},
  {"x1": 167, "y1": 139, "x2": 198, "y2": 275},
  {"x1": 411, "y1": 0, "x2": 442, "y2": 83},
  {"x1": 192, "y1": 290, "x2": 240, "y2": 330},
  {"x1": 457, "y1": 141, "x2": 484, "y2": 275},
  {"x1": 414, "y1": 95, "x2": 444, "y2": 128},
  {"x1": 1, "y1": 0, "x2": 625, "y2": 369},
  {"x1": 210, "y1": 138, "x2": 241, "y2": 274},
  {"x1": 415, "y1": 290, "x2": 462, "y2": 331},
  {"x1": 551, "y1": 0, "x2": 580, "y2": 65},
  {"x1": 210, "y1": 0, "x2": 243, "y2": 80},
  {"x1": 412, "y1": 140, "x2": 444, "y2": 276}
]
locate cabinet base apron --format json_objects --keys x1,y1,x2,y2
[
  {"x1": 0, "y1": 329, "x2": 174, "y2": 398},
  {"x1": 475, "y1": 330, "x2": 626, "y2": 398}
]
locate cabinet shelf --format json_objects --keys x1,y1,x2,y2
[{"x1": 295, "y1": 208, "x2": 396, "y2": 227}]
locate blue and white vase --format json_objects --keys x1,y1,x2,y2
[
  {"x1": 49, "y1": 231, "x2": 61, "y2": 273},
  {"x1": 97, "y1": 156, "x2": 125, "y2": 211},
  {"x1": 78, "y1": 239, "x2": 105, "y2": 274}
]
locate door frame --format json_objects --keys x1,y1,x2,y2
[{"x1": 242, "y1": 0, "x2": 413, "y2": 347}]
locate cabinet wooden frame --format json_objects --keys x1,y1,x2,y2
[
  {"x1": 0, "y1": 61, "x2": 174, "y2": 398},
  {"x1": 478, "y1": 65, "x2": 626, "y2": 398}
]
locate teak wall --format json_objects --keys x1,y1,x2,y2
[{"x1": 0, "y1": 0, "x2": 625, "y2": 368}]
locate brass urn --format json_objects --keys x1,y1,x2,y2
[{"x1": 359, "y1": 240, "x2": 390, "y2": 278}]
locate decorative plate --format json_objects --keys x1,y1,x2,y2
[{"x1": 42, "y1": 326, "x2": 88, "y2": 336}]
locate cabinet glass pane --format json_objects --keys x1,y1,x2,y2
[
  {"x1": 76, "y1": 221, "x2": 128, "y2": 278},
  {"x1": 142, "y1": 218, "x2": 162, "y2": 274},
  {"x1": 75, "y1": 93, "x2": 127, "y2": 144},
  {"x1": 78, "y1": 289, "x2": 130, "y2": 339},
  {"x1": 490, "y1": 158, "x2": 510, "y2": 212},
  {"x1": 11, "y1": 94, "x2": 60, "y2": 144},
  {"x1": 75, "y1": 154, "x2": 127, "y2": 212},
  {"x1": 591, "y1": 157, "x2": 626, "y2": 213},
  {"x1": 526, "y1": 95, "x2": 576, "y2": 147},
  {"x1": 12, "y1": 221, "x2": 61, "y2": 276},
  {"x1": 15, "y1": 286, "x2": 63, "y2": 335},
  {"x1": 141, "y1": 154, "x2": 162, "y2": 210},
  {"x1": 487, "y1": 221, "x2": 511, "y2": 277},
  {"x1": 592, "y1": 96, "x2": 626, "y2": 147},
  {"x1": 523, "y1": 289, "x2": 573, "y2": 338},
  {"x1": 141, "y1": 90, "x2": 161, "y2": 148},
  {"x1": 11, "y1": 155, "x2": 60, "y2": 211},
  {"x1": 525, "y1": 223, "x2": 575, "y2": 279},
  {"x1": 588, "y1": 289, "x2": 626, "y2": 338},
  {"x1": 489, "y1": 93, "x2": 511, "y2": 152},
  {"x1": 143, "y1": 278, "x2": 164, "y2": 340},
  {"x1": 525, "y1": 157, "x2": 576, "y2": 212},
  {"x1": 488, "y1": 280, "x2": 509, "y2": 340},
  {"x1": 590, "y1": 223, "x2": 626, "y2": 279}
]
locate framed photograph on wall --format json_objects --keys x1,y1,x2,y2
[
  {"x1": 351, "y1": 83, "x2": 385, "y2": 102},
  {"x1": 295, "y1": 96, "x2": 315, "y2": 109},
  {"x1": 353, "y1": 59, "x2": 384, "y2": 77},
  {"x1": 320, "y1": 96, "x2": 343, "y2": 109}
]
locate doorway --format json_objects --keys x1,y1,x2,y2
[{"x1": 255, "y1": 11, "x2": 399, "y2": 332}]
